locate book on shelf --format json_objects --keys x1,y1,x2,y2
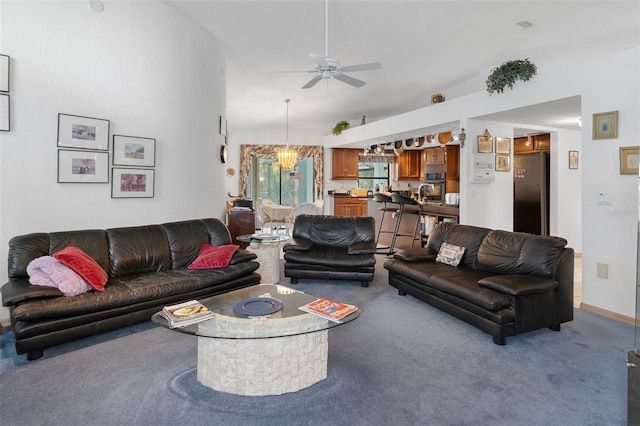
[
  {"x1": 162, "y1": 300, "x2": 213, "y2": 329},
  {"x1": 298, "y1": 298, "x2": 358, "y2": 323}
]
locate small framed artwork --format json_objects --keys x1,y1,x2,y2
[
  {"x1": 593, "y1": 111, "x2": 618, "y2": 139},
  {"x1": 619, "y1": 146, "x2": 639, "y2": 175},
  {"x1": 569, "y1": 151, "x2": 579, "y2": 169},
  {"x1": 219, "y1": 115, "x2": 227, "y2": 136},
  {"x1": 0, "y1": 94, "x2": 9, "y2": 131},
  {"x1": 112, "y1": 168, "x2": 155, "y2": 198},
  {"x1": 495, "y1": 137, "x2": 511, "y2": 154},
  {"x1": 477, "y1": 135, "x2": 493, "y2": 153},
  {"x1": 58, "y1": 149, "x2": 109, "y2": 183},
  {"x1": 113, "y1": 135, "x2": 156, "y2": 167},
  {"x1": 57, "y1": 113, "x2": 110, "y2": 151},
  {"x1": 0, "y1": 54, "x2": 9, "y2": 93},
  {"x1": 495, "y1": 154, "x2": 510, "y2": 172}
]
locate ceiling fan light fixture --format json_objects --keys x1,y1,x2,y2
[{"x1": 277, "y1": 99, "x2": 297, "y2": 171}]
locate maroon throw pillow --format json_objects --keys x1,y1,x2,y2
[
  {"x1": 188, "y1": 244, "x2": 239, "y2": 270},
  {"x1": 53, "y1": 246, "x2": 108, "y2": 291}
]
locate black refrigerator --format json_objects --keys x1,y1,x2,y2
[{"x1": 513, "y1": 152, "x2": 549, "y2": 236}]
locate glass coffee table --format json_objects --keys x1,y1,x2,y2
[
  {"x1": 152, "y1": 284, "x2": 359, "y2": 396},
  {"x1": 236, "y1": 233, "x2": 289, "y2": 284}
]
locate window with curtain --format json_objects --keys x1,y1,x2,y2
[
  {"x1": 247, "y1": 156, "x2": 314, "y2": 205},
  {"x1": 358, "y1": 154, "x2": 391, "y2": 191}
]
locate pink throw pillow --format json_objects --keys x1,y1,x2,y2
[
  {"x1": 53, "y1": 246, "x2": 108, "y2": 291},
  {"x1": 188, "y1": 244, "x2": 239, "y2": 269}
]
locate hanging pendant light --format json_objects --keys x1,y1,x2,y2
[{"x1": 277, "y1": 99, "x2": 297, "y2": 171}]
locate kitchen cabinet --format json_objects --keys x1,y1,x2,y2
[
  {"x1": 334, "y1": 197, "x2": 368, "y2": 216},
  {"x1": 424, "y1": 147, "x2": 445, "y2": 165},
  {"x1": 514, "y1": 134, "x2": 550, "y2": 153},
  {"x1": 445, "y1": 145, "x2": 460, "y2": 193},
  {"x1": 395, "y1": 150, "x2": 421, "y2": 180},
  {"x1": 332, "y1": 148, "x2": 360, "y2": 180}
]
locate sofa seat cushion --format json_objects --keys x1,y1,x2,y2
[
  {"x1": 11, "y1": 261, "x2": 259, "y2": 322},
  {"x1": 478, "y1": 274, "x2": 558, "y2": 296},
  {"x1": 427, "y1": 268, "x2": 510, "y2": 311},
  {"x1": 283, "y1": 245, "x2": 375, "y2": 268}
]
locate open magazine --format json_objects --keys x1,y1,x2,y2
[
  {"x1": 298, "y1": 298, "x2": 358, "y2": 323},
  {"x1": 162, "y1": 300, "x2": 213, "y2": 329}
]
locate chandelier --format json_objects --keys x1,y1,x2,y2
[{"x1": 277, "y1": 99, "x2": 297, "y2": 170}]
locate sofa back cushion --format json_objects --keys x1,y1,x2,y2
[
  {"x1": 106, "y1": 225, "x2": 171, "y2": 278},
  {"x1": 427, "y1": 222, "x2": 491, "y2": 269},
  {"x1": 7, "y1": 230, "x2": 109, "y2": 279},
  {"x1": 475, "y1": 230, "x2": 567, "y2": 278},
  {"x1": 162, "y1": 218, "x2": 232, "y2": 269},
  {"x1": 293, "y1": 214, "x2": 375, "y2": 247}
]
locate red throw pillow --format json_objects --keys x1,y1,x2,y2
[
  {"x1": 188, "y1": 244, "x2": 239, "y2": 270},
  {"x1": 53, "y1": 246, "x2": 108, "y2": 291}
]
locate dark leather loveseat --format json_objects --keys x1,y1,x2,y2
[
  {"x1": 384, "y1": 222, "x2": 574, "y2": 344},
  {"x1": 283, "y1": 214, "x2": 376, "y2": 287},
  {"x1": 1, "y1": 218, "x2": 260, "y2": 360}
]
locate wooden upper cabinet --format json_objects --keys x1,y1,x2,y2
[
  {"x1": 424, "y1": 147, "x2": 445, "y2": 165},
  {"x1": 332, "y1": 148, "x2": 360, "y2": 180},
  {"x1": 514, "y1": 134, "x2": 551, "y2": 153},
  {"x1": 396, "y1": 150, "x2": 421, "y2": 180}
]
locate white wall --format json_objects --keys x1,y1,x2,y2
[
  {"x1": 0, "y1": 1, "x2": 227, "y2": 319},
  {"x1": 326, "y1": 47, "x2": 638, "y2": 318}
]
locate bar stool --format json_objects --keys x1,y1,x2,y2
[
  {"x1": 389, "y1": 193, "x2": 422, "y2": 254},
  {"x1": 373, "y1": 193, "x2": 397, "y2": 253}
]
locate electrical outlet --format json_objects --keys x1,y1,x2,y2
[
  {"x1": 598, "y1": 193, "x2": 613, "y2": 205},
  {"x1": 597, "y1": 262, "x2": 609, "y2": 278}
]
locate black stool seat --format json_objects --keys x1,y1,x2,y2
[
  {"x1": 389, "y1": 193, "x2": 422, "y2": 253},
  {"x1": 373, "y1": 193, "x2": 398, "y2": 253}
]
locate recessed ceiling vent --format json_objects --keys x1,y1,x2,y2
[{"x1": 516, "y1": 21, "x2": 534, "y2": 28}]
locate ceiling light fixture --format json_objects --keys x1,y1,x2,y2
[
  {"x1": 277, "y1": 99, "x2": 297, "y2": 171},
  {"x1": 516, "y1": 21, "x2": 533, "y2": 28},
  {"x1": 89, "y1": 0, "x2": 104, "y2": 12}
]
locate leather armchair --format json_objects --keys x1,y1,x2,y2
[{"x1": 283, "y1": 214, "x2": 376, "y2": 287}]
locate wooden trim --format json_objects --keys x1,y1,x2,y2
[
  {"x1": 580, "y1": 303, "x2": 635, "y2": 326},
  {"x1": 574, "y1": 252, "x2": 582, "y2": 258}
]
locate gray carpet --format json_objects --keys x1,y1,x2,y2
[{"x1": 0, "y1": 256, "x2": 633, "y2": 426}]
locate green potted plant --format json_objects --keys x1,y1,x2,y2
[
  {"x1": 486, "y1": 59, "x2": 537, "y2": 95},
  {"x1": 332, "y1": 120, "x2": 350, "y2": 136}
]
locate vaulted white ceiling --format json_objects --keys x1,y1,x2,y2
[{"x1": 166, "y1": 1, "x2": 639, "y2": 142}]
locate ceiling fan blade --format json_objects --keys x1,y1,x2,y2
[
  {"x1": 340, "y1": 62, "x2": 382, "y2": 73},
  {"x1": 302, "y1": 75, "x2": 323, "y2": 89},
  {"x1": 309, "y1": 54, "x2": 329, "y2": 68},
  {"x1": 333, "y1": 73, "x2": 366, "y2": 88}
]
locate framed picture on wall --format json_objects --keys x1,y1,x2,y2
[
  {"x1": 495, "y1": 154, "x2": 510, "y2": 172},
  {"x1": 477, "y1": 135, "x2": 493, "y2": 153},
  {"x1": 495, "y1": 137, "x2": 511, "y2": 154},
  {"x1": 112, "y1": 168, "x2": 155, "y2": 198},
  {"x1": 619, "y1": 146, "x2": 639, "y2": 175},
  {"x1": 57, "y1": 149, "x2": 109, "y2": 183},
  {"x1": 113, "y1": 135, "x2": 156, "y2": 167},
  {"x1": 593, "y1": 111, "x2": 618, "y2": 139},
  {"x1": 0, "y1": 94, "x2": 9, "y2": 131},
  {"x1": 0, "y1": 54, "x2": 9, "y2": 93},
  {"x1": 57, "y1": 113, "x2": 110, "y2": 150}
]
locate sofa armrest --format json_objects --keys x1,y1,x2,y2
[
  {"x1": 478, "y1": 275, "x2": 558, "y2": 296},
  {"x1": 1, "y1": 278, "x2": 63, "y2": 307},
  {"x1": 228, "y1": 249, "x2": 257, "y2": 265},
  {"x1": 348, "y1": 241, "x2": 376, "y2": 255},
  {"x1": 393, "y1": 248, "x2": 438, "y2": 262},
  {"x1": 283, "y1": 238, "x2": 314, "y2": 252}
]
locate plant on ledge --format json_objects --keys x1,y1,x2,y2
[
  {"x1": 486, "y1": 58, "x2": 537, "y2": 95},
  {"x1": 332, "y1": 120, "x2": 350, "y2": 136}
]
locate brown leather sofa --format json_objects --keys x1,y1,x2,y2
[
  {"x1": 283, "y1": 214, "x2": 376, "y2": 287},
  {"x1": 384, "y1": 222, "x2": 574, "y2": 344},
  {"x1": 1, "y1": 218, "x2": 260, "y2": 360}
]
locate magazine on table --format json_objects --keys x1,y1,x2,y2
[
  {"x1": 298, "y1": 298, "x2": 358, "y2": 323},
  {"x1": 162, "y1": 300, "x2": 213, "y2": 328}
]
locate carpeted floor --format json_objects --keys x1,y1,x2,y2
[{"x1": 0, "y1": 256, "x2": 633, "y2": 426}]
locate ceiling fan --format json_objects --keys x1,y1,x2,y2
[{"x1": 296, "y1": 0, "x2": 382, "y2": 89}]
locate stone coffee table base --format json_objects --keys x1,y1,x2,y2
[{"x1": 196, "y1": 314, "x2": 329, "y2": 396}]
